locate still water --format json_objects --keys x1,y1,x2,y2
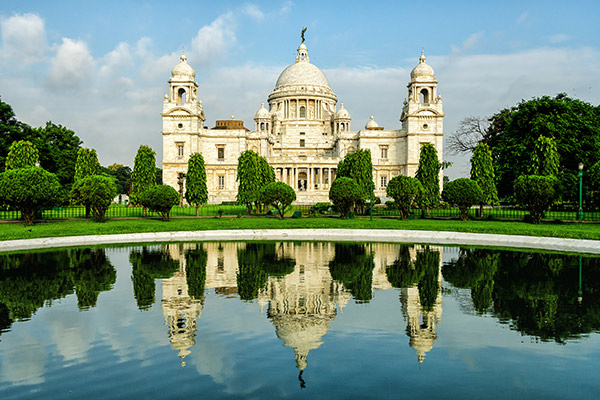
[{"x1": 0, "y1": 242, "x2": 599, "y2": 399}]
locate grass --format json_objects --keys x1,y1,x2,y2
[{"x1": 1, "y1": 216, "x2": 599, "y2": 242}]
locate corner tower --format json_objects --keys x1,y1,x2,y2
[
  {"x1": 400, "y1": 51, "x2": 444, "y2": 177},
  {"x1": 162, "y1": 51, "x2": 205, "y2": 193}
]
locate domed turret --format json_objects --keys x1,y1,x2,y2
[
  {"x1": 410, "y1": 51, "x2": 435, "y2": 82},
  {"x1": 171, "y1": 51, "x2": 195, "y2": 81},
  {"x1": 254, "y1": 103, "x2": 270, "y2": 119},
  {"x1": 365, "y1": 115, "x2": 379, "y2": 129},
  {"x1": 334, "y1": 103, "x2": 351, "y2": 120}
]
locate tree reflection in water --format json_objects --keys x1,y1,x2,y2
[
  {"x1": 129, "y1": 247, "x2": 180, "y2": 310},
  {"x1": 0, "y1": 249, "x2": 116, "y2": 330},
  {"x1": 329, "y1": 243, "x2": 373, "y2": 303},
  {"x1": 443, "y1": 249, "x2": 600, "y2": 343}
]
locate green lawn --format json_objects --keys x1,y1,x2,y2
[{"x1": 1, "y1": 216, "x2": 599, "y2": 242}]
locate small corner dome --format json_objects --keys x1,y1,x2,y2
[
  {"x1": 335, "y1": 103, "x2": 351, "y2": 119},
  {"x1": 171, "y1": 51, "x2": 195, "y2": 80},
  {"x1": 365, "y1": 115, "x2": 379, "y2": 129},
  {"x1": 255, "y1": 103, "x2": 270, "y2": 119},
  {"x1": 410, "y1": 51, "x2": 435, "y2": 81}
]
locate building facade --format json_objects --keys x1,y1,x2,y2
[{"x1": 162, "y1": 40, "x2": 444, "y2": 204}]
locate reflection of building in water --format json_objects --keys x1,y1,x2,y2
[
  {"x1": 400, "y1": 246, "x2": 443, "y2": 363},
  {"x1": 258, "y1": 243, "x2": 349, "y2": 376},
  {"x1": 162, "y1": 244, "x2": 203, "y2": 367}
]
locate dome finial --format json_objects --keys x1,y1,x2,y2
[
  {"x1": 180, "y1": 49, "x2": 187, "y2": 63},
  {"x1": 419, "y1": 50, "x2": 426, "y2": 63}
]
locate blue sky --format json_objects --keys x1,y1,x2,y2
[{"x1": 1, "y1": 0, "x2": 599, "y2": 178}]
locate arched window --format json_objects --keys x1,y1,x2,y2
[
  {"x1": 177, "y1": 88, "x2": 187, "y2": 105},
  {"x1": 260, "y1": 122, "x2": 265, "y2": 130},
  {"x1": 420, "y1": 88, "x2": 429, "y2": 104},
  {"x1": 299, "y1": 106, "x2": 306, "y2": 118}
]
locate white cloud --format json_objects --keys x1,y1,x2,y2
[
  {"x1": 0, "y1": 13, "x2": 46, "y2": 64},
  {"x1": 242, "y1": 4, "x2": 264, "y2": 21},
  {"x1": 190, "y1": 13, "x2": 236, "y2": 65},
  {"x1": 450, "y1": 32, "x2": 484, "y2": 55},
  {"x1": 46, "y1": 38, "x2": 95, "y2": 91},
  {"x1": 517, "y1": 11, "x2": 528, "y2": 24},
  {"x1": 547, "y1": 33, "x2": 570, "y2": 44}
]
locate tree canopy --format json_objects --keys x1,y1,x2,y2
[
  {"x1": 185, "y1": 153, "x2": 208, "y2": 215},
  {"x1": 236, "y1": 150, "x2": 275, "y2": 213},
  {"x1": 5, "y1": 140, "x2": 39, "y2": 170},
  {"x1": 130, "y1": 145, "x2": 156, "y2": 206},
  {"x1": 470, "y1": 143, "x2": 499, "y2": 207},
  {"x1": 336, "y1": 149, "x2": 373, "y2": 201},
  {"x1": 415, "y1": 143, "x2": 440, "y2": 213}
]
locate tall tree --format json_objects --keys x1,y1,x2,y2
[
  {"x1": 415, "y1": 143, "x2": 440, "y2": 216},
  {"x1": 236, "y1": 150, "x2": 274, "y2": 213},
  {"x1": 185, "y1": 153, "x2": 208, "y2": 216},
  {"x1": 34, "y1": 122, "x2": 82, "y2": 186},
  {"x1": 529, "y1": 135, "x2": 560, "y2": 177},
  {"x1": 130, "y1": 145, "x2": 156, "y2": 207},
  {"x1": 5, "y1": 140, "x2": 39, "y2": 170},
  {"x1": 336, "y1": 149, "x2": 373, "y2": 203},
  {"x1": 470, "y1": 143, "x2": 499, "y2": 216},
  {"x1": 0, "y1": 97, "x2": 30, "y2": 169},
  {"x1": 485, "y1": 94, "x2": 600, "y2": 200},
  {"x1": 74, "y1": 148, "x2": 101, "y2": 180}
]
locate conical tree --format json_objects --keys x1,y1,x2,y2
[
  {"x1": 5, "y1": 140, "x2": 39, "y2": 170},
  {"x1": 470, "y1": 143, "x2": 499, "y2": 217},
  {"x1": 130, "y1": 145, "x2": 156, "y2": 210},
  {"x1": 72, "y1": 148, "x2": 102, "y2": 218},
  {"x1": 415, "y1": 143, "x2": 440, "y2": 216},
  {"x1": 185, "y1": 153, "x2": 208, "y2": 216}
]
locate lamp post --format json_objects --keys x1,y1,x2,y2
[{"x1": 578, "y1": 162, "x2": 584, "y2": 221}]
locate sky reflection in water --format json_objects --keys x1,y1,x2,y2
[{"x1": 0, "y1": 242, "x2": 599, "y2": 399}]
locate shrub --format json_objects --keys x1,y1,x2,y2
[
  {"x1": 259, "y1": 181, "x2": 296, "y2": 219},
  {"x1": 514, "y1": 175, "x2": 559, "y2": 224},
  {"x1": 386, "y1": 175, "x2": 423, "y2": 219},
  {"x1": 140, "y1": 184, "x2": 179, "y2": 221},
  {"x1": 0, "y1": 167, "x2": 61, "y2": 225},
  {"x1": 329, "y1": 177, "x2": 364, "y2": 218},
  {"x1": 71, "y1": 175, "x2": 117, "y2": 222},
  {"x1": 442, "y1": 178, "x2": 484, "y2": 221}
]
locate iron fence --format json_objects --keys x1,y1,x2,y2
[{"x1": 1, "y1": 203, "x2": 598, "y2": 222}]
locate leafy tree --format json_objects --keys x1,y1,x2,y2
[
  {"x1": 71, "y1": 175, "x2": 117, "y2": 222},
  {"x1": 328, "y1": 177, "x2": 364, "y2": 218},
  {"x1": 140, "y1": 184, "x2": 179, "y2": 221},
  {"x1": 185, "y1": 153, "x2": 208, "y2": 216},
  {"x1": 0, "y1": 97, "x2": 32, "y2": 171},
  {"x1": 415, "y1": 143, "x2": 441, "y2": 216},
  {"x1": 259, "y1": 181, "x2": 296, "y2": 218},
  {"x1": 336, "y1": 149, "x2": 373, "y2": 208},
  {"x1": 514, "y1": 175, "x2": 559, "y2": 223},
  {"x1": 590, "y1": 160, "x2": 600, "y2": 208},
  {"x1": 470, "y1": 143, "x2": 499, "y2": 217},
  {"x1": 386, "y1": 175, "x2": 423, "y2": 219},
  {"x1": 34, "y1": 122, "x2": 82, "y2": 186},
  {"x1": 442, "y1": 178, "x2": 484, "y2": 221},
  {"x1": 329, "y1": 244, "x2": 373, "y2": 303},
  {"x1": 530, "y1": 135, "x2": 560, "y2": 177},
  {"x1": 72, "y1": 148, "x2": 102, "y2": 218},
  {"x1": 104, "y1": 163, "x2": 132, "y2": 195},
  {"x1": 130, "y1": 145, "x2": 156, "y2": 207},
  {"x1": 5, "y1": 140, "x2": 39, "y2": 170},
  {"x1": 485, "y1": 94, "x2": 600, "y2": 200},
  {"x1": 0, "y1": 167, "x2": 62, "y2": 225},
  {"x1": 236, "y1": 150, "x2": 275, "y2": 213}
]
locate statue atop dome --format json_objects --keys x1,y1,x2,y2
[{"x1": 301, "y1": 27, "x2": 307, "y2": 43}]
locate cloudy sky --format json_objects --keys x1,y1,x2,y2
[{"x1": 1, "y1": 0, "x2": 599, "y2": 179}]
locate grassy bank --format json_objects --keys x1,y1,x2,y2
[{"x1": 1, "y1": 216, "x2": 599, "y2": 241}]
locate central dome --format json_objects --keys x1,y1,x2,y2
[{"x1": 275, "y1": 62, "x2": 331, "y2": 89}]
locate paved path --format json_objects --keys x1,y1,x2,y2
[{"x1": 1, "y1": 229, "x2": 599, "y2": 254}]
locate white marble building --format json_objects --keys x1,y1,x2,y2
[{"x1": 162, "y1": 39, "x2": 444, "y2": 204}]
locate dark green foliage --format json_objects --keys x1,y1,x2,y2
[
  {"x1": 104, "y1": 163, "x2": 132, "y2": 195},
  {"x1": 530, "y1": 136, "x2": 560, "y2": 177},
  {"x1": 33, "y1": 122, "x2": 82, "y2": 186},
  {"x1": 590, "y1": 160, "x2": 600, "y2": 208},
  {"x1": 130, "y1": 145, "x2": 156, "y2": 206},
  {"x1": 74, "y1": 148, "x2": 101, "y2": 180},
  {"x1": 385, "y1": 246, "x2": 422, "y2": 288},
  {"x1": 0, "y1": 97, "x2": 31, "y2": 170},
  {"x1": 129, "y1": 247, "x2": 180, "y2": 310},
  {"x1": 185, "y1": 245, "x2": 208, "y2": 300},
  {"x1": 0, "y1": 167, "x2": 62, "y2": 225},
  {"x1": 259, "y1": 181, "x2": 296, "y2": 218},
  {"x1": 486, "y1": 94, "x2": 600, "y2": 201},
  {"x1": 70, "y1": 175, "x2": 117, "y2": 222},
  {"x1": 470, "y1": 143, "x2": 499, "y2": 209},
  {"x1": 236, "y1": 150, "x2": 275, "y2": 213},
  {"x1": 5, "y1": 140, "x2": 39, "y2": 170},
  {"x1": 236, "y1": 243, "x2": 295, "y2": 301},
  {"x1": 442, "y1": 249, "x2": 499, "y2": 314},
  {"x1": 328, "y1": 177, "x2": 364, "y2": 218},
  {"x1": 185, "y1": 153, "x2": 208, "y2": 215},
  {"x1": 336, "y1": 149, "x2": 373, "y2": 202},
  {"x1": 442, "y1": 178, "x2": 484, "y2": 221},
  {"x1": 140, "y1": 184, "x2": 179, "y2": 221},
  {"x1": 415, "y1": 144, "x2": 441, "y2": 215},
  {"x1": 386, "y1": 175, "x2": 423, "y2": 219},
  {"x1": 69, "y1": 249, "x2": 116, "y2": 310},
  {"x1": 514, "y1": 175, "x2": 559, "y2": 223},
  {"x1": 329, "y1": 244, "x2": 373, "y2": 302}
]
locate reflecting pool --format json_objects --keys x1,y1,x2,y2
[{"x1": 1, "y1": 242, "x2": 599, "y2": 399}]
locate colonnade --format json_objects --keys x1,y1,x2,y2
[{"x1": 275, "y1": 166, "x2": 336, "y2": 192}]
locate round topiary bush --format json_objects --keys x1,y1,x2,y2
[
  {"x1": 71, "y1": 175, "x2": 117, "y2": 222},
  {"x1": 442, "y1": 178, "x2": 484, "y2": 221},
  {"x1": 514, "y1": 174, "x2": 558, "y2": 224},
  {"x1": 386, "y1": 175, "x2": 423, "y2": 219},
  {"x1": 258, "y1": 181, "x2": 296, "y2": 218},
  {"x1": 329, "y1": 177, "x2": 364, "y2": 218},
  {"x1": 140, "y1": 184, "x2": 179, "y2": 221}
]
